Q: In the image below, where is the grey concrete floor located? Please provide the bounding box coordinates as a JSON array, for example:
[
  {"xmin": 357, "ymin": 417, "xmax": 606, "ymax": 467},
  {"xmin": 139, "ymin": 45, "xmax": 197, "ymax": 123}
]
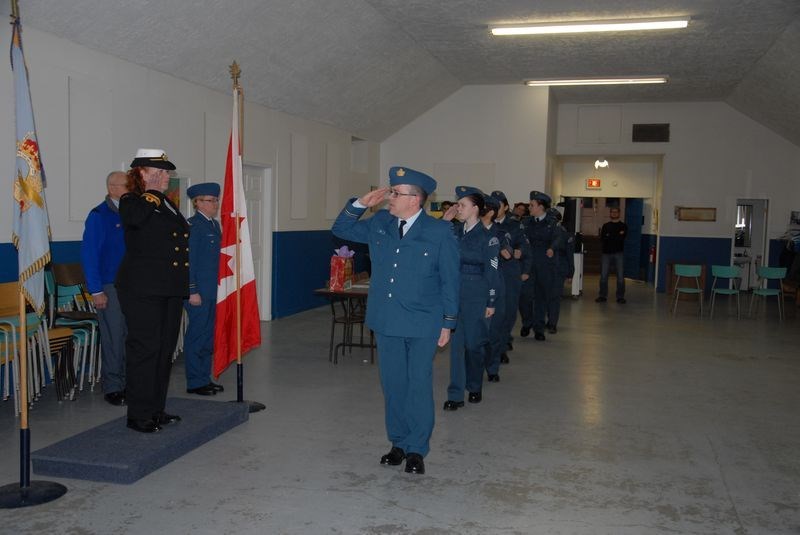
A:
[{"xmin": 2, "ymin": 277, "xmax": 799, "ymax": 534}]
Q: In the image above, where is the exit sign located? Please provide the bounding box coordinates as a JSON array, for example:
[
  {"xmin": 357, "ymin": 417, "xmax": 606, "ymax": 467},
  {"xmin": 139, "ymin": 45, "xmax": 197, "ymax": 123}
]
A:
[{"xmin": 586, "ymin": 178, "xmax": 602, "ymax": 189}]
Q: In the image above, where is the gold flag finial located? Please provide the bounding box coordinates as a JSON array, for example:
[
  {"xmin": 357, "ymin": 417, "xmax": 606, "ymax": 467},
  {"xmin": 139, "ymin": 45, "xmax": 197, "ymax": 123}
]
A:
[{"xmin": 229, "ymin": 61, "xmax": 241, "ymax": 89}]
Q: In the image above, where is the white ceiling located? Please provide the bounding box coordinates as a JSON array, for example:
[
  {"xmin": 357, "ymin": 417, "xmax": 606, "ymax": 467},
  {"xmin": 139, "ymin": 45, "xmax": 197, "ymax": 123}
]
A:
[{"xmin": 15, "ymin": 0, "xmax": 800, "ymax": 144}]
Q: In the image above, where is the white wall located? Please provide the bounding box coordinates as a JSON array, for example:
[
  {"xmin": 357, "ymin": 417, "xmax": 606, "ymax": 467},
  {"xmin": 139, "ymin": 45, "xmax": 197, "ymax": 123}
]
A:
[
  {"xmin": 0, "ymin": 24, "xmax": 378, "ymax": 242},
  {"xmin": 557, "ymin": 102, "xmax": 800, "ymax": 240},
  {"xmin": 380, "ymin": 85, "xmax": 550, "ymax": 204}
]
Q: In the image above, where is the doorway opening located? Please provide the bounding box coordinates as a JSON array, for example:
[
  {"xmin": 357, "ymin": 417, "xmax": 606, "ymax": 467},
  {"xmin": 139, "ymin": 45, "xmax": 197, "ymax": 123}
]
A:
[{"xmin": 733, "ymin": 198, "xmax": 768, "ymax": 289}]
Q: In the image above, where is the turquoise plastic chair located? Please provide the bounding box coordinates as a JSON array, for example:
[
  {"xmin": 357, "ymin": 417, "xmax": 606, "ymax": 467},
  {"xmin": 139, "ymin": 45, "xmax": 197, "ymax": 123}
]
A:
[
  {"xmin": 749, "ymin": 266, "xmax": 787, "ymax": 321},
  {"xmin": 671, "ymin": 264, "xmax": 703, "ymax": 316},
  {"xmin": 709, "ymin": 265, "xmax": 741, "ymax": 319}
]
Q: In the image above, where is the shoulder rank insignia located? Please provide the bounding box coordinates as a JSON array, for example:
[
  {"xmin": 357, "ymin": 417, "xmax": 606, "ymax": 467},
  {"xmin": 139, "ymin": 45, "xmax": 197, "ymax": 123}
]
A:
[
  {"xmin": 488, "ymin": 236, "xmax": 500, "ymax": 246},
  {"xmin": 142, "ymin": 192, "xmax": 161, "ymax": 206}
]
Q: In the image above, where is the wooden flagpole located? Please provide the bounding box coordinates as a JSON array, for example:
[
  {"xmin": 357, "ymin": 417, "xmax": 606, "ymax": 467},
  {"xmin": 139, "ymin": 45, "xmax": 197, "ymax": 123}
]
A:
[
  {"xmin": 0, "ymin": 0, "xmax": 66, "ymax": 508},
  {"xmin": 228, "ymin": 61, "xmax": 264, "ymax": 413}
]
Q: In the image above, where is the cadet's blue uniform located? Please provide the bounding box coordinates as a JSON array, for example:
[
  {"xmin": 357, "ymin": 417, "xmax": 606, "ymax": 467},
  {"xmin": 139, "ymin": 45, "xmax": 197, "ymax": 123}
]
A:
[
  {"xmin": 519, "ymin": 212, "xmax": 559, "ymax": 336},
  {"xmin": 184, "ymin": 212, "xmax": 221, "ymax": 389},
  {"xmin": 494, "ymin": 214, "xmax": 531, "ymax": 348},
  {"xmin": 483, "ymin": 222, "xmax": 510, "ymax": 377},
  {"xmin": 332, "ymin": 194, "xmax": 459, "ymax": 458},
  {"xmin": 546, "ymin": 223, "xmax": 573, "ymax": 330},
  {"xmin": 447, "ymin": 221, "xmax": 500, "ymax": 400}
]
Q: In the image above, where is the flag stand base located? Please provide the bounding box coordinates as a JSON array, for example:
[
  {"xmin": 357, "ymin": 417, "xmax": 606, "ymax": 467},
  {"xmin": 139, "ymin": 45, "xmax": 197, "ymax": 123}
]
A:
[
  {"xmin": 0, "ymin": 481, "xmax": 67, "ymax": 509},
  {"xmin": 229, "ymin": 400, "xmax": 266, "ymax": 413}
]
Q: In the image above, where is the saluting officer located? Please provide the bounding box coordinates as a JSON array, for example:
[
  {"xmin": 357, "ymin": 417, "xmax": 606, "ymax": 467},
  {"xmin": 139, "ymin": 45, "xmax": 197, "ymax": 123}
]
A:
[
  {"xmin": 481, "ymin": 193, "xmax": 510, "ymax": 382},
  {"xmin": 116, "ymin": 149, "xmax": 189, "ymax": 433},
  {"xmin": 490, "ymin": 190, "xmax": 531, "ymax": 363},
  {"xmin": 442, "ymin": 187, "xmax": 500, "ymax": 408},
  {"xmin": 332, "ymin": 167, "xmax": 459, "ymax": 476},
  {"xmin": 518, "ymin": 191, "xmax": 559, "ymax": 341},
  {"xmin": 184, "ymin": 183, "xmax": 225, "ymax": 396}
]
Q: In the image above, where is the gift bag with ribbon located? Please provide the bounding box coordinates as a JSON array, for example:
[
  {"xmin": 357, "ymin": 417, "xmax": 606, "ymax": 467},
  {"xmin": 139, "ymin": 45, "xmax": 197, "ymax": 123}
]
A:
[{"xmin": 329, "ymin": 246, "xmax": 355, "ymax": 291}]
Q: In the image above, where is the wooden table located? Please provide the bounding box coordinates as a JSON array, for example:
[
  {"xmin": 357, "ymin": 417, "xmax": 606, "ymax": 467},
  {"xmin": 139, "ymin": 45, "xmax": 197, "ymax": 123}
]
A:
[{"xmin": 314, "ymin": 283, "xmax": 374, "ymax": 364}]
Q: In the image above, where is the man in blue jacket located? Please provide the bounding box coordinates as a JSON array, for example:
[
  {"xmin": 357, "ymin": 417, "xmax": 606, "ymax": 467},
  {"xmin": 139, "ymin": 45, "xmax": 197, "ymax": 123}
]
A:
[
  {"xmin": 80, "ymin": 171, "xmax": 129, "ymax": 406},
  {"xmin": 332, "ymin": 166, "xmax": 459, "ymax": 475},
  {"xmin": 184, "ymin": 182, "xmax": 224, "ymax": 396}
]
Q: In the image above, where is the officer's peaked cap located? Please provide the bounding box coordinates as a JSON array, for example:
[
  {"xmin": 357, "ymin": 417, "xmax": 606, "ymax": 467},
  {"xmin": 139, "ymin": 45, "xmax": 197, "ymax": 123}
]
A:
[
  {"xmin": 389, "ymin": 166, "xmax": 437, "ymax": 195},
  {"xmin": 130, "ymin": 148, "xmax": 176, "ymax": 170}
]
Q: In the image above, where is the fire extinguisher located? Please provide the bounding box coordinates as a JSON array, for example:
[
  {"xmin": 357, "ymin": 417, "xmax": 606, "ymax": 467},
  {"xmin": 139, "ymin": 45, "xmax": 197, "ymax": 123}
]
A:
[{"xmin": 649, "ymin": 245, "xmax": 656, "ymax": 264}]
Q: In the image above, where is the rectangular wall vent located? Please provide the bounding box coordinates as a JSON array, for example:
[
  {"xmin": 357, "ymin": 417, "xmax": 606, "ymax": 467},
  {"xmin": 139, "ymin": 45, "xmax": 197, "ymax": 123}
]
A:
[{"xmin": 632, "ymin": 123, "xmax": 670, "ymax": 142}]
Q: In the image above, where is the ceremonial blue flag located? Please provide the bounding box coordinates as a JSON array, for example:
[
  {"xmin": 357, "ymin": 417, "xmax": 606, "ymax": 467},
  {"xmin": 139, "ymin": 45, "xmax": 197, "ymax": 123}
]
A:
[{"xmin": 11, "ymin": 19, "xmax": 50, "ymax": 314}]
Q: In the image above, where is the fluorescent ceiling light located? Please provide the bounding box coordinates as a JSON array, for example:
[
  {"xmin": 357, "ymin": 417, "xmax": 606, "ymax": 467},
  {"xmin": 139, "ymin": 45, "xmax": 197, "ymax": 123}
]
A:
[
  {"xmin": 491, "ymin": 18, "xmax": 689, "ymax": 36},
  {"xmin": 525, "ymin": 76, "xmax": 668, "ymax": 86}
]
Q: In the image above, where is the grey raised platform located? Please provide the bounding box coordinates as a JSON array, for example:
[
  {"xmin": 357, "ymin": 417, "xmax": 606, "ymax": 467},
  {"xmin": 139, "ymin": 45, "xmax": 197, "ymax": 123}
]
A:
[{"xmin": 31, "ymin": 397, "xmax": 249, "ymax": 484}]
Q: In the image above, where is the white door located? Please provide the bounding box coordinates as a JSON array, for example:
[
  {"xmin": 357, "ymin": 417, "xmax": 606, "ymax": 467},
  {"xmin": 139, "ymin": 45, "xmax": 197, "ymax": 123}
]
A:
[{"xmin": 243, "ymin": 164, "xmax": 273, "ymax": 320}]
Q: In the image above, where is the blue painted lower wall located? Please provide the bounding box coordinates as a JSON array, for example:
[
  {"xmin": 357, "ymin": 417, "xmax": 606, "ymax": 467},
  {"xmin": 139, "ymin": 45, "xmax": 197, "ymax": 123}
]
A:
[
  {"xmin": 271, "ymin": 230, "xmax": 369, "ymax": 319},
  {"xmin": 656, "ymin": 236, "xmax": 732, "ymax": 293},
  {"xmin": 0, "ymin": 241, "xmax": 82, "ymax": 282}
]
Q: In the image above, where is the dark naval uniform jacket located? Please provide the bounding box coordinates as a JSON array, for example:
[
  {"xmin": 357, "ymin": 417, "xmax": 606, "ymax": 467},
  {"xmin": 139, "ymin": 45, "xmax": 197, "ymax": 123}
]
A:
[
  {"xmin": 116, "ymin": 190, "xmax": 190, "ymax": 297},
  {"xmin": 332, "ymin": 200, "xmax": 460, "ymax": 339}
]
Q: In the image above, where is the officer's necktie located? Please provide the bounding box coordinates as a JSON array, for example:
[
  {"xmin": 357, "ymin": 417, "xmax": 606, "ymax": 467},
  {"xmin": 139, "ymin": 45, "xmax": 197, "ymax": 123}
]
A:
[
  {"xmin": 399, "ymin": 220, "xmax": 407, "ymax": 239},
  {"xmin": 213, "ymin": 219, "xmax": 221, "ymax": 236}
]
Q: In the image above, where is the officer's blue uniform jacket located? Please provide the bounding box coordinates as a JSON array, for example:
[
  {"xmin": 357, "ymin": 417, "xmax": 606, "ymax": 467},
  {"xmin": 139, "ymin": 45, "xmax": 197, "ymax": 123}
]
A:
[
  {"xmin": 496, "ymin": 216, "xmax": 531, "ymax": 276},
  {"xmin": 80, "ymin": 196, "xmax": 126, "ymax": 294},
  {"xmin": 187, "ymin": 213, "xmax": 221, "ymax": 296},
  {"xmin": 332, "ymin": 200, "xmax": 460, "ymax": 338}
]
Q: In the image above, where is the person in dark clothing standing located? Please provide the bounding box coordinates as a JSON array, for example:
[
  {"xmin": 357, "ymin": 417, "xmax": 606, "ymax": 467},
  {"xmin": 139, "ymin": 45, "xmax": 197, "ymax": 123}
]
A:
[
  {"xmin": 116, "ymin": 149, "xmax": 189, "ymax": 433},
  {"xmin": 596, "ymin": 207, "xmax": 627, "ymax": 304}
]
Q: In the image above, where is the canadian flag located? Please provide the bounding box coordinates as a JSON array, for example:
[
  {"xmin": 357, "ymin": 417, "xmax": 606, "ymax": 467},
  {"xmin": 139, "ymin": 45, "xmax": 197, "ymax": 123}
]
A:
[{"xmin": 213, "ymin": 86, "xmax": 261, "ymax": 377}]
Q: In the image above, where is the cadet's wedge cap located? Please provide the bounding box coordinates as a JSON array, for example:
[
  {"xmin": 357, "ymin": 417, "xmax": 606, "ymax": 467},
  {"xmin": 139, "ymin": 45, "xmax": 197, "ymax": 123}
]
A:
[
  {"xmin": 187, "ymin": 182, "xmax": 220, "ymax": 199},
  {"xmin": 529, "ymin": 190, "xmax": 551, "ymax": 204},
  {"xmin": 389, "ymin": 166, "xmax": 437, "ymax": 195},
  {"xmin": 490, "ymin": 190, "xmax": 508, "ymax": 205},
  {"xmin": 455, "ymin": 185, "xmax": 483, "ymax": 199},
  {"xmin": 130, "ymin": 148, "xmax": 176, "ymax": 170},
  {"xmin": 483, "ymin": 193, "xmax": 501, "ymax": 212}
]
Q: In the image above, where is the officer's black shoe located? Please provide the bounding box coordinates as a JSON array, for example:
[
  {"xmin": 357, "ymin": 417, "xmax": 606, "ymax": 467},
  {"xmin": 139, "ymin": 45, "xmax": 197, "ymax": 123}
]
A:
[
  {"xmin": 595, "ymin": 296, "xmax": 607, "ymax": 303},
  {"xmin": 507, "ymin": 342, "xmax": 513, "ymax": 351},
  {"xmin": 534, "ymin": 332, "xmax": 546, "ymax": 341},
  {"xmin": 380, "ymin": 447, "xmax": 406, "ymax": 466},
  {"xmin": 208, "ymin": 381, "xmax": 225, "ymax": 392},
  {"xmin": 500, "ymin": 353, "xmax": 510, "ymax": 364},
  {"xmin": 487, "ymin": 374, "xmax": 500, "ymax": 383},
  {"xmin": 404, "ymin": 453, "xmax": 425, "ymax": 475},
  {"xmin": 520, "ymin": 326, "xmax": 531, "ymax": 337},
  {"xmin": 104, "ymin": 391, "xmax": 126, "ymax": 406},
  {"xmin": 154, "ymin": 412, "xmax": 181, "ymax": 426},
  {"xmin": 126, "ymin": 418, "xmax": 160, "ymax": 433},
  {"xmin": 187, "ymin": 385, "xmax": 217, "ymax": 396},
  {"xmin": 468, "ymin": 391, "xmax": 482, "ymax": 403},
  {"xmin": 617, "ymin": 298, "xmax": 626, "ymax": 304},
  {"xmin": 443, "ymin": 400, "xmax": 464, "ymax": 411},
  {"xmin": 547, "ymin": 324, "xmax": 558, "ymax": 334}
]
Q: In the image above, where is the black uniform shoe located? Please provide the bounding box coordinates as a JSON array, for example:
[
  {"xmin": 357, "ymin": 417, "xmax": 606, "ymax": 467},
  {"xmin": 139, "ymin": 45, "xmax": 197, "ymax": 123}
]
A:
[
  {"xmin": 187, "ymin": 385, "xmax": 217, "ymax": 396},
  {"xmin": 617, "ymin": 298, "xmax": 626, "ymax": 304},
  {"xmin": 500, "ymin": 353, "xmax": 509, "ymax": 364},
  {"xmin": 380, "ymin": 447, "xmax": 406, "ymax": 466},
  {"xmin": 404, "ymin": 453, "xmax": 425, "ymax": 475},
  {"xmin": 595, "ymin": 296, "xmax": 607, "ymax": 303},
  {"xmin": 468, "ymin": 391, "xmax": 482, "ymax": 403},
  {"xmin": 534, "ymin": 332, "xmax": 546, "ymax": 341},
  {"xmin": 507, "ymin": 342, "xmax": 513, "ymax": 351},
  {"xmin": 547, "ymin": 324, "xmax": 558, "ymax": 334},
  {"xmin": 208, "ymin": 381, "xmax": 224, "ymax": 392},
  {"xmin": 154, "ymin": 412, "xmax": 181, "ymax": 426},
  {"xmin": 487, "ymin": 374, "xmax": 500, "ymax": 383},
  {"xmin": 520, "ymin": 326, "xmax": 531, "ymax": 337},
  {"xmin": 443, "ymin": 400, "xmax": 465, "ymax": 411},
  {"xmin": 104, "ymin": 391, "xmax": 126, "ymax": 406},
  {"xmin": 127, "ymin": 418, "xmax": 160, "ymax": 433}
]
